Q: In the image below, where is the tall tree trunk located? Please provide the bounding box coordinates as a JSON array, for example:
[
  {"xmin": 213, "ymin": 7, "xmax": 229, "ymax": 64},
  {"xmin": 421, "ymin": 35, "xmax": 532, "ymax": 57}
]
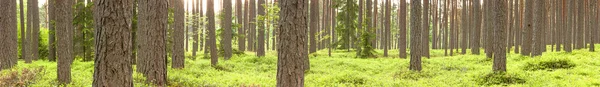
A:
[
  {"xmin": 423, "ymin": 0, "xmax": 430, "ymax": 58},
  {"xmin": 257, "ymin": 0, "xmax": 266, "ymax": 56},
  {"xmin": 309, "ymin": 0, "xmax": 318, "ymax": 53},
  {"xmin": 223, "ymin": 0, "xmax": 233, "ymax": 59},
  {"xmin": 461, "ymin": 0, "xmax": 468, "ymax": 55},
  {"xmin": 20, "ymin": 0, "xmax": 30, "ymax": 63},
  {"xmin": 172, "ymin": 0, "xmax": 185, "ymax": 68},
  {"xmin": 138, "ymin": 0, "xmax": 168, "ymax": 85},
  {"xmin": 237, "ymin": 0, "xmax": 245, "ymax": 51},
  {"xmin": 208, "ymin": 0, "xmax": 218, "ymax": 66},
  {"xmin": 248, "ymin": 0, "xmax": 256, "ymax": 52},
  {"xmin": 471, "ymin": 0, "xmax": 481, "ymax": 54},
  {"xmin": 383, "ymin": 0, "xmax": 389, "ymax": 57},
  {"xmin": 192, "ymin": 0, "xmax": 199, "ymax": 58},
  {"xmin": 492, "ymin": 0, "xmax": 507, "ymax": 72},
  {"xmin": 276, "ymin": 0, "xmax": 307, "ymax": 86},
  {"xmin": 410, "ymin": 0, "xmax": 422, "ymax": 71},
  {"xmin": 0, "ymin": 0, "xmax": 18, "ymax": 70},
  {"xmin": 565, "ymin": 0, "xmax": 573, "ymax": 52},
  {"xmin": 28, "ymin": 0, "xmax": 40, "ymax": 60},
  {"xmin": 398, "ymin": 0, "xmax": 406, "ymax": 58},
  {"xmin": 57, "ymin": 0, "xmax": 74, "ymax": 84},
  {"xmin": 92, "ymin": 0, "xmax": 134, "ymax": 86},
  {"xmin": 522, "ymin": 0, "xmax": 533, "ymax": 55},
  {"xmin": 48, "ymin": 0, "xmax": 57, "ymax": 62}
]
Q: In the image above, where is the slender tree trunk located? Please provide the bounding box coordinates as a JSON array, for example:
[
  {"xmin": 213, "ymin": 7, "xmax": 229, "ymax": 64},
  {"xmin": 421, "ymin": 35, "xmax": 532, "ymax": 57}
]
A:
[
  {"xmin": 192, "ymin": 0, "xmax": 199, "ymax": 58},
  {"xmin": 0, "ymin": 0, "xmax": 18, "ymax": 70},
  {"xmin": 461, "ymin": 0, "xmax": 468, "ymax": 55},
  {"xmin": 471, "ymin": 0, "xmax": 481, "ymax": 54},
  {"xmin": 48, "ymin": 0, "xmax": 57, "ymax": 62},
  {"xmin": 20, "ymin": 0, "xmax": 30, "ymax": 63},
  {"xmin": 423, "ymin": 0, "xmax": 430, "ymax": 57},
  {"xmin": 309, "ymin": 0, "xmax": 318, "ymax": 53},
  {"xmin": 248, "ymin": 0, "xmax": 256, "ymax": 52},
  {"xmin": 207, "ymin": 0, "xmax": 218, "ymax": 66},
  {"xmin": 398, "ymin": 0, "xmax": 407, "ymax": 58},
  {"xmin": 92, "ymin": 0, "xmax": 134, "ymax": 86},
  {"xmin": 223, "ymin": 0, "xmax": 233, "ymax": 59},
  {"xmin": 237, "ymin": 0, "xmax": 245, "ymax": 52},
  {"xmin": 28, "ymin": 0, "xmax": 40, "ymax": 61},
  {"xmin": 383, "ymin": 0, "xmax": 390, "ymax": 57}
]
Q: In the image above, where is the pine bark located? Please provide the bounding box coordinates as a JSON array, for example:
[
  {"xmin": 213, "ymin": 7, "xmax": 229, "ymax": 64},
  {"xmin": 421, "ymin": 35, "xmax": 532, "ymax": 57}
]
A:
[
  {"xmin": 208, "ymin": 0, "xmax": 218, "ymax": 66},
  {"xmin": 138, "ymin": 0, "xmax": 168, "ymax": 85},
  {"xmin": 57, "ymin": 0, "xmax": 74, "ymax": 84},
  {"xmin": 223, "ymin": 0, "xmax": 233, "ymax": 59},
  {"xmin": 0, "ymin": 0, "xmax": 18, "ymax": 70},
  {"xmin": 248, "ymin": 0, "xmax": 256, "ymax": 51},
  {"xmin": 461, "ymin": 0, "xmax": 468, "ymax": 54},
  {"xmin": 398, "ymin": 0, "xmax": 406, "ymax": 58},
  {"xmin": 309, "ymin": 0, "xmax": 318, "ymax": 53},
  {"xmin": 92, "ymin": 0, "xmax": 134, "ymax": 86},
  {"xmin": 237, "ymin": 0, "xmax": 245, "ymax": 52},
  {"xmin": 49, "ymin": 0, "xmax": 57, "ymax": 61},
  {"xmin": 471, "ymin": 0, "xmax": 481, "ymax": 54},
  {"xmin": 257, "ymin": 0, "xmax": 266, "ymax": 56},
  {"xmin": 522, "ymin": 0, "xmax": 533, "ymax": 55},
  {"xmin": 492, "ymin": 0, "xmax": 507, "ymax": 72},
  {"xmin": 410, "ymin": 0, "xmax": 422, "ymax": 71},
  {"xmin": 28, "ymin": 0, "xmax": 40, "ymax": 60},
  {"xmin": 383, "ymin": 0, "xmax": 390, "ymax": 57},
  {"xmin": 276, "ymin": 0, "xmax": 307, "ymax": 86},
  {"xmin": 172, "ymin": 0, "xmax": 185, "ymax": 68}
]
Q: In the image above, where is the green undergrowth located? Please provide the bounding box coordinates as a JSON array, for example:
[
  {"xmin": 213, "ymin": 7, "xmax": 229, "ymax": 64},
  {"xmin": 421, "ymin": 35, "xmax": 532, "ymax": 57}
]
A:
[{"xmin": 2, "ymin": 46, "xmax": 600, "ymax": 86}]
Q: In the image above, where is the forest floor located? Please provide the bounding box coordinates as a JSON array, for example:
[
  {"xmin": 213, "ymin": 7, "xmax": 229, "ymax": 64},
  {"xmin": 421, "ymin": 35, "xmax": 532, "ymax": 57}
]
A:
[{"xmin": 2, "ymin": 46, "xmax": 600, "ymax": 87}]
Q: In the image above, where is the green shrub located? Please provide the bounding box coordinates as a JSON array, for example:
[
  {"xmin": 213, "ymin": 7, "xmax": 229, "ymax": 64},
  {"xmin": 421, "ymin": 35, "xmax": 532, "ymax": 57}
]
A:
[
  {"xmin": 523, "ymin": 58, "xmax": 576, "ymax": 71},
  {"xmin": 476, "ymin": 72, "xmax": 526, "ymax": 85}
]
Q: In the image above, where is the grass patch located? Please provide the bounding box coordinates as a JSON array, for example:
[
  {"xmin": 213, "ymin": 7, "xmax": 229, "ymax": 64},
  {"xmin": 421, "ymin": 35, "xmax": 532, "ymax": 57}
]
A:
[{"xmin": 0, "ymin": 67, "xmax": 45, "ymax": 86}]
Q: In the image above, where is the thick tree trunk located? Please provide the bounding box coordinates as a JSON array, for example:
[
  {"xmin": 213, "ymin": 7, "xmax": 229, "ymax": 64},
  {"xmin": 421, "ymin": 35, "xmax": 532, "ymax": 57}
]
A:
[
  {"xmin": 522, "ymin": 0, "xmax": 533, "ymax": 55},
  {"xmin": 138, "ymin": 0, "xmax": 168, "ymax": 85},
  {"xmin": 223, "ymin": 0, "xmax": 233, "ymax": 59},
  {"xmin": 276, "ymin": 0, "xmax": 307, "ymax": 86},
  {"xmin": 492, "ymin": 0, "xmax": 507, "ymax": 72},
  {"xmin": 92, "ymin": 0, "xmax": 134, "ymax": 86},
  {"xmin": 0, "ymin": 0, "xmax": 18, "ymax": 70},
  {"xmin": 410, "ymin": 0, "xmax": 422, "ymax": 71},
  {"xmin": 172, "ymin": 0, "xmax": 185, "ymax": 68},
  {"xmin": 57, "ymin": 0, "xmax": 74, "ymax": 84}
]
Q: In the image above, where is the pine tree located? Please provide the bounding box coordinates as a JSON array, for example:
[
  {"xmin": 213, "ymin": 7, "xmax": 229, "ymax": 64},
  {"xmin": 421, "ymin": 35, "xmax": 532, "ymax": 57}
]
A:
[
  {"xmin": 172, "ymin": 0, "xmax": 185, "ymax": 68},
  {"xmin": 0, "ymin": 0, "xmax": 18, "ymax": 70},
  {"xmin": 92, "ymin": 0, "xmax": 134, "ymax": 86},
  {"xmin": 276, "ymin": 0, "xmax": 307, "ymax": 86},
  {"xmin": 138, "ymin": 0, "xmax": 168, "ymax": 85},
  {"xmin": 493, "ymin": 0, "xmax": 507, "ymax": 72},
  {"xmin": 410, "ymin": 0, "xmax": 423, "ymax": 71},
  {"xmin": 223, "ymin": 0, "xmax": 233, "ymax": 59}
]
